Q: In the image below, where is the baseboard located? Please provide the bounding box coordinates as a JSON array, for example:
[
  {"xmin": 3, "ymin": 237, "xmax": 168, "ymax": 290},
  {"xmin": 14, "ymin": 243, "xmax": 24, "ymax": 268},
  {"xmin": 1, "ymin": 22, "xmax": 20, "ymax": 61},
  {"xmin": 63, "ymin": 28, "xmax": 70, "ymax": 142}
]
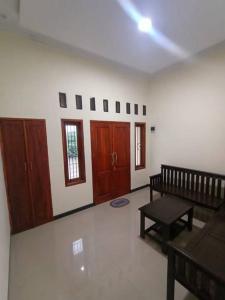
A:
[
  {"xmin": 54, "ymin": 185, "xmax": 149, "ymax": 220},
  {"xmin": 130, "ymin": 184, "xmax": 149, "ymax": 193},
  {"xmin": 54, "ymin": 203, "xmax": 95, "ymax": 220}
]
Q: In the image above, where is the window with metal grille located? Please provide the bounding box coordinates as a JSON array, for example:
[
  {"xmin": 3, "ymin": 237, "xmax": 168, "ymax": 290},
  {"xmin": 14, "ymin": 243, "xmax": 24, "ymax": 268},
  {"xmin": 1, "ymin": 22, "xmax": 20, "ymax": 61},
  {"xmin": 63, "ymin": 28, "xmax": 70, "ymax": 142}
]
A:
[
  {"xmin": 61, "ymin": 119, "xmax": 86, "ymax": 186},
  {"xmin": 135, "ymin": 123, "xmax": 146, "ymax": 170}
]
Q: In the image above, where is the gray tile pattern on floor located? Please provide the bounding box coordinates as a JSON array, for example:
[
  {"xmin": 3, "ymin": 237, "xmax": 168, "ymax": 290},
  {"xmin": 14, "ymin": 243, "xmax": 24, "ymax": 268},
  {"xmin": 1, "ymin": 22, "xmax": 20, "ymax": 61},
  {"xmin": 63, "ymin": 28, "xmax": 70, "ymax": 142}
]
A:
[{"xmin": 9, "ymin": 188, "xmax": 198, "ymax": 300}]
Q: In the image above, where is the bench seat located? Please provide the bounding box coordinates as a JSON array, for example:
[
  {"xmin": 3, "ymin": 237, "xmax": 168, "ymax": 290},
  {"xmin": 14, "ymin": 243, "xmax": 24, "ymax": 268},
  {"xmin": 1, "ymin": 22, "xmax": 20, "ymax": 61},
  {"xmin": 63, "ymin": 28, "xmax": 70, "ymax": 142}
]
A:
[{"xmin": 153, "ymin": 183, "xmax": 224, "ymax": 210}]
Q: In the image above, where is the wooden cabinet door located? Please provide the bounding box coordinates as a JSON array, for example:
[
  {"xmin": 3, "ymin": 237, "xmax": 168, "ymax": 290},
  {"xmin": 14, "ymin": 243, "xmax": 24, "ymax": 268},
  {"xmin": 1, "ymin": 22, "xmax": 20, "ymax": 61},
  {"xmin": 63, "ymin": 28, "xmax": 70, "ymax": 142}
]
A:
[
  {"xmin": 0, "ymin": 119, "xmax": 34, "ymax": 233},
  {"xmin": 91, "ymin": 121, "xmax": 113, "ymax": 204},
  {"xmin": 112, "ymin": 122, "xmax": 130, "ymax": 198},
  {"xmin": 91, "ymin": 121, "xmax": 130, "ymax": 204},
  {"xmin": 25, "ymin": 120, "xmax": 53, "ymax": 226}
]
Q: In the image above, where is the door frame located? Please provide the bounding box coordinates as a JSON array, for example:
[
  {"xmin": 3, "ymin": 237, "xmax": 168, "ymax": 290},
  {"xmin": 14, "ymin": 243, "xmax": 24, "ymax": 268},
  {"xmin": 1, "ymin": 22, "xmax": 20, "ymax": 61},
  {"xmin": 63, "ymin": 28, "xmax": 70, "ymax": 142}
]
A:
[{"xmin": 90, "ymin": 120, "xmax": 131, "ymax": 205}]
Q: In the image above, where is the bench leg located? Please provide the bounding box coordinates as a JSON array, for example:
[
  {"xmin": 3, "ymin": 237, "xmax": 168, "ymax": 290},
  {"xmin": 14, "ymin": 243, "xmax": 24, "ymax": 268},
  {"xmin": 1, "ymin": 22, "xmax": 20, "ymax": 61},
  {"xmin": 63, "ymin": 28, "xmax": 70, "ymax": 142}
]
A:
[
  {"xmin": 150, "ymin": 188, "xmax": 153, "ymax": 202},
  {"xmin": 140, "ymin": 212, "xmax": 145, "ymax": 239},
  {"xmin": 187, "ymin": 208, "xmax": 193, "ymax": 231},
  {"xmin": 167, "ymin": 248, "xmax": 175, "ymax": 300}
]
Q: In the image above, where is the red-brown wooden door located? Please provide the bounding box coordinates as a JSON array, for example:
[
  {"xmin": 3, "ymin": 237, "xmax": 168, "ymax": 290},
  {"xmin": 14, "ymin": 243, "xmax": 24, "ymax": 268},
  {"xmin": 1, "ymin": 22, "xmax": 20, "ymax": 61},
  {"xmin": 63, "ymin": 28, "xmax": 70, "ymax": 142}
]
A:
[
  {"xmin": 91, "ymin": 121, "xmax": 113, "ymax": 204},
  {"xmin": 111, "ymin": 123, "xmax": 130, "ymax": 198},
  {"xmin": 0, "ymin": 118, "xmax": 53, "ymax": 233},
  {"xmin": 0, "ymin": 119, "xmax": 34, "ymax": 232},
  {"xmin": 91, "ymin": 121, "xmax": 130, "ymax": 204},
  {"xmin": 25, "ymin": 120, "xmax": 53, "ymax": 226}
]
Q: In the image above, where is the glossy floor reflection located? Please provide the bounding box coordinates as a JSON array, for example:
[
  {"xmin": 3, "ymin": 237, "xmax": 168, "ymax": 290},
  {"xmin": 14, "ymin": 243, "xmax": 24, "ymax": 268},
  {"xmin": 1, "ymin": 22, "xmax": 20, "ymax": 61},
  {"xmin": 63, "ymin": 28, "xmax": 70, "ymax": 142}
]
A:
[{"xmin": 9, "ymin": 188, "xmax": 198, "ymax": 300}]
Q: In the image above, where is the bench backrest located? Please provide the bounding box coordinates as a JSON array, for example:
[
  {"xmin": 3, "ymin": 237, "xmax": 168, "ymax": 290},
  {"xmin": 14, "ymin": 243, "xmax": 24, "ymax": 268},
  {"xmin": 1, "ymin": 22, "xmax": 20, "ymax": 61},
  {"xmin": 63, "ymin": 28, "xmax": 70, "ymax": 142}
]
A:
[{"xmin": 161, "ymin": 165, "xmax": 225, "ymax": 200}]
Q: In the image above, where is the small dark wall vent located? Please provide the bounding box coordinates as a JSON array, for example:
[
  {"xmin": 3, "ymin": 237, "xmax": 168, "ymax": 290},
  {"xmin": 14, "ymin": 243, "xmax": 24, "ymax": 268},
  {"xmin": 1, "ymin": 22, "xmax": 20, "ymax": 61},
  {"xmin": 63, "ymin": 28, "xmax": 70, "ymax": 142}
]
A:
[
  {"xmin": 103, "ymin": 99, "xmax": 108, "ymax": 112},
  {"xmin": 90, "ymin": 97, "xmax": 96, "ymax": 111},
  {"xmin": 75, "ymin": 95, "xmax": 83, "ymax": 110},
  {"xmin": 59, "ymin": 92, "xmax": 67, "ymax": 108}
]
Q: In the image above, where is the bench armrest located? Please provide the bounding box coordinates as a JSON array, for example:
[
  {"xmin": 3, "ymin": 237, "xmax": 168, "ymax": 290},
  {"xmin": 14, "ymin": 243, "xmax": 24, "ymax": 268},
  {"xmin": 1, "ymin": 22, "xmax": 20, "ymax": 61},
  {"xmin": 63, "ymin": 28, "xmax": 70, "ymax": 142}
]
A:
[
  {"xmin": 167, "ymin": 242, "xmax": 225, "ymax": 295},
  {"xmin": 149, "ymin": 173, "xmax": 161, "ymax": 187},
  {"xmin": 149, "ymin": 173, "xmax": 162, "ymax": 201}
]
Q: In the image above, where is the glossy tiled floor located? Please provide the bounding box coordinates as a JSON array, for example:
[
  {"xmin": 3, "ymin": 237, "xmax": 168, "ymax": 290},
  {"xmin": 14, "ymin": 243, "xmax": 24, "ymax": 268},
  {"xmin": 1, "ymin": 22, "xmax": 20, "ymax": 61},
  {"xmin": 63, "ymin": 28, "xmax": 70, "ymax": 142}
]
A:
[{"xmin": 9, "ymin": 189, "xmax": 199, "ymax": 300}]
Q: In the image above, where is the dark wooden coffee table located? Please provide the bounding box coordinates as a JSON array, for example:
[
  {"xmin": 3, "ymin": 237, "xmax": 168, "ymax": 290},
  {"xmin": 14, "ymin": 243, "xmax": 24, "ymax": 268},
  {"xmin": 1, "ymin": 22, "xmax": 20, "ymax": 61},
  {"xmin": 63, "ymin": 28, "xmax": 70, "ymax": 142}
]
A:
[{"xmin": 139, "ymin": 196, "xmax": 194, "ymax": 252}]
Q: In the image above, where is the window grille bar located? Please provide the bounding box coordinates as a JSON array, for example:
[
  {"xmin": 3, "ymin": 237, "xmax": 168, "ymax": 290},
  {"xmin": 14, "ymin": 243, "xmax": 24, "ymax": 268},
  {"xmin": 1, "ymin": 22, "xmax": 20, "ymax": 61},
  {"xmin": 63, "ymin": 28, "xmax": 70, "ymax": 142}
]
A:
[{"xmin": 66, "ymin": 125, "xmax": 79, "ymax": 180}]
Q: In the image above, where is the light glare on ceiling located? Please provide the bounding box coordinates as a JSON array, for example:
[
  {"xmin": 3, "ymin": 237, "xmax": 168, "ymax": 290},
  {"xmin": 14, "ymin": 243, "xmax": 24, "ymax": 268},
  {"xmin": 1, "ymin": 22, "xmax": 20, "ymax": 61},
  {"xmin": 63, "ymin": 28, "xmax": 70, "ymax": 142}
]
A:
[{"xmin": 138, "ymin": 17, "xmax": 152, "ymax": 33}]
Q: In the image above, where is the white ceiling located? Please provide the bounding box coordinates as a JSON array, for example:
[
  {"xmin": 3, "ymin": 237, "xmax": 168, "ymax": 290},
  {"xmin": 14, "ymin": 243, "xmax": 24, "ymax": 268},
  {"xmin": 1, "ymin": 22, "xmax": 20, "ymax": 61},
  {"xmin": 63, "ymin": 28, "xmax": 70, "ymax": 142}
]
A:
[{"xmin": 2, "ymin": 0, "xmax": 225, "ymax": 74}]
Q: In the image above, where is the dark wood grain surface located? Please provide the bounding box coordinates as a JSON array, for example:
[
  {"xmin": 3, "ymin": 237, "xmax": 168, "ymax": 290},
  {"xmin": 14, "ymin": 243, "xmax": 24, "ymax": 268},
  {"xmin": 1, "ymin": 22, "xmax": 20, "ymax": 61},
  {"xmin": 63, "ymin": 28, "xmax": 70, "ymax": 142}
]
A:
[
  {"xmin": 139, "ymin": 196, "xmax": 193, "ymax": 225},
  {"xmin": 167, "ymin": 205, "xmax": 225, "ymax": 300}
]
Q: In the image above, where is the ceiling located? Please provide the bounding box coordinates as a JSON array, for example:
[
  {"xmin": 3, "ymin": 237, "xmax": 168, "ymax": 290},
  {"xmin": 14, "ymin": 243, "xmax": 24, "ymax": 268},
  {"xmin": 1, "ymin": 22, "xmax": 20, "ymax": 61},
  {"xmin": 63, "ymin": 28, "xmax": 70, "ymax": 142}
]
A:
[{"xmin": 1, "ymin": 0, "xmax": 225, "ymax": 74}]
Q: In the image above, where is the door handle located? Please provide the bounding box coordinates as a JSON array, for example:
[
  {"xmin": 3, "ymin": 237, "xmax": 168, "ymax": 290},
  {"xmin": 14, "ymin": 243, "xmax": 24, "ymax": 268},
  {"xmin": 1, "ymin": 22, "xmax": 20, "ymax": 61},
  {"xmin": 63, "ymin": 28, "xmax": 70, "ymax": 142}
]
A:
[
  {"xmin": 114, "ymin": 152, "xmax": 118, "ymax": 165},
  {"xmin": 111, "ymin": 152, "xmax": 115, "ymax": 166}
]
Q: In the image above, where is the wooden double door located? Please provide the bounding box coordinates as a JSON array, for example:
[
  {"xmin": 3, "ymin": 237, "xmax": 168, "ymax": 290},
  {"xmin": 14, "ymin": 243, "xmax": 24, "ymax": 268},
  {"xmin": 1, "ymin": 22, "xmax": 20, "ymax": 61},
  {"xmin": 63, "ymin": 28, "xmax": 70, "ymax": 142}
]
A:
[
  {"xmin": 91, "ymin": 121, "xmax": 130, "ymax": 204},
  {"xmin": 0, "ymin": 118, "xmax": 53, "ymax": 233}
]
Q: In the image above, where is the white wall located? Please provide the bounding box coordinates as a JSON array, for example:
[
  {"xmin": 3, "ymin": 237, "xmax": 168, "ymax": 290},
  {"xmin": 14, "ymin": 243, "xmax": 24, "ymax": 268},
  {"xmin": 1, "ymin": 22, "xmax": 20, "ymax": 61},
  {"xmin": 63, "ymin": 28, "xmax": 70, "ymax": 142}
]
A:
[
  {"xmin": 148, "ymin": 43, "xmax": 225, "ymax": 175},
  {"xmin": 0, "ymin": 30, "xmax": 150, "ymax": 216},
  {"xmin": 0, "ymin": 152, "xmax": 10, "ymax": 300}
]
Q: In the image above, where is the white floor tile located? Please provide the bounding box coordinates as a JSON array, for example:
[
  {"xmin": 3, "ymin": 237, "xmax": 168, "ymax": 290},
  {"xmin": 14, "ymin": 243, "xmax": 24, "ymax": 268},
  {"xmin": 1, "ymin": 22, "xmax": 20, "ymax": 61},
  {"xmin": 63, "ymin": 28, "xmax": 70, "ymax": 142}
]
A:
[{"xmin": 9, "ymin": 189, "xmax": 198, "ymax": 300}]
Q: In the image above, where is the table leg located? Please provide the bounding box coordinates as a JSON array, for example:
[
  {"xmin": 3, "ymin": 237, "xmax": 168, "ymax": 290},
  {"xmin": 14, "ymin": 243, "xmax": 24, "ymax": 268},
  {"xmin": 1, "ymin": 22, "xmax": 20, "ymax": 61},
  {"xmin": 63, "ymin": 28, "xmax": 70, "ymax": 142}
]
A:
[
  {"xmin": 162, "ymin": 225, "xmax": 170, "ymax": 253},
  {"xmin": 187, "ymin": 208, "xmax": 193, "ymax": 231},
  {"xmin": 140, "ymin": 211, "xmax": 145, "ymax": 239}
]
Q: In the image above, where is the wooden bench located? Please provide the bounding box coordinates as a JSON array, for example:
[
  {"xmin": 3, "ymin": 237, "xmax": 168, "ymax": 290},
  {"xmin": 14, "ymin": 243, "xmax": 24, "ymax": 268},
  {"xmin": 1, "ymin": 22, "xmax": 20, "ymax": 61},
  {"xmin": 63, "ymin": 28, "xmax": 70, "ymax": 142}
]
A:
[
  {"xmin": 150, "ymin": 165, "xmax": 225, "ymax": 210},
  {"xmin": 167, "ymin": 205, "xmax": 225, "ymax": 300}
]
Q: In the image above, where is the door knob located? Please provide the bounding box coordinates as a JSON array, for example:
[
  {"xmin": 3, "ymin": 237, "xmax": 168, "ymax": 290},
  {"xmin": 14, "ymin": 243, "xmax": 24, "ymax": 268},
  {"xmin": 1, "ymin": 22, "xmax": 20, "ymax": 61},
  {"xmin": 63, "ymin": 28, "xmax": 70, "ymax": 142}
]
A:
[
  {"xmin": 111, "ymin": 152, "xmax": 115, "ymax": 166},
  {"xmin": 114, "ymin": 152, "xmax": 118, "ymax": 164}
]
